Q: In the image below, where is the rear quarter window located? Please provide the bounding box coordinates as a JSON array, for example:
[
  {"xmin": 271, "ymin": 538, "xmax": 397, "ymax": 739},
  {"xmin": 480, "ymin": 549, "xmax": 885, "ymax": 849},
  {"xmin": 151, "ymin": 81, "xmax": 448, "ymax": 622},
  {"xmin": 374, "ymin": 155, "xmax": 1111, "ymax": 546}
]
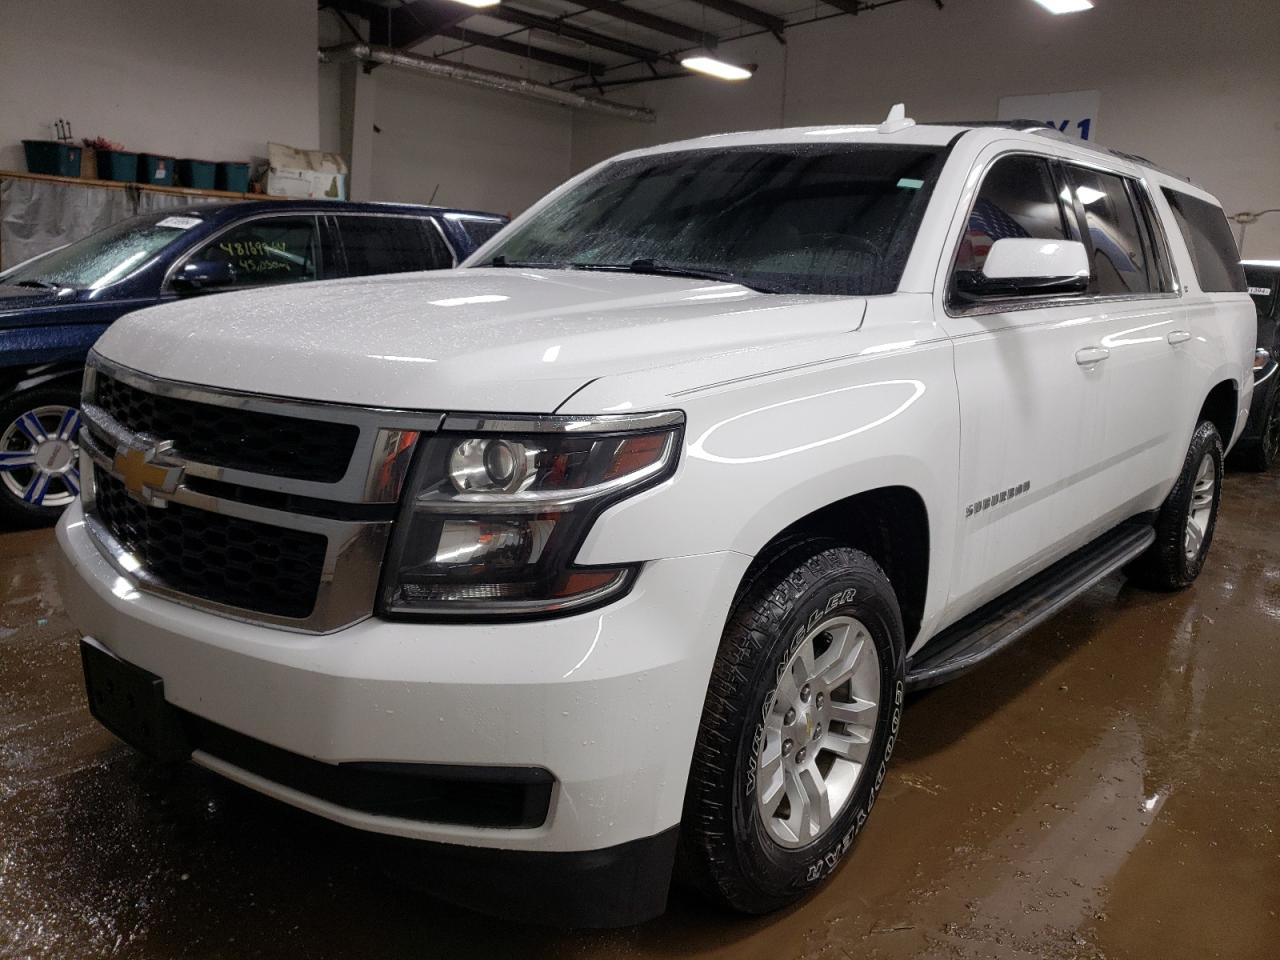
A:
[
  {"xmin": 456, "ymin": 216, "xmax": 507, "ymax": 248},
  {"xmin": 337, "ymin": 215, "xmax": 453, "ymax": 276},
  {"xmin": 1161, "ymin": 189, "xmax": 1246, "ymax": 293},
  {"xmin": 1244, "ymin": 267, "xmax": 1277, "ymax": 317}
]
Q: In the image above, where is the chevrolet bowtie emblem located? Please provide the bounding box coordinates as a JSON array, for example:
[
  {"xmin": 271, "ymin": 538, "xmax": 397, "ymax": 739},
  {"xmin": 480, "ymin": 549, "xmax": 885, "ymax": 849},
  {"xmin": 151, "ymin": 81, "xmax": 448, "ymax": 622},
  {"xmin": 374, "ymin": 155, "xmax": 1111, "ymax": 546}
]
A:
[{"xmin": 113, "ymin": 442, "xmax": 184, "ymax": 505}]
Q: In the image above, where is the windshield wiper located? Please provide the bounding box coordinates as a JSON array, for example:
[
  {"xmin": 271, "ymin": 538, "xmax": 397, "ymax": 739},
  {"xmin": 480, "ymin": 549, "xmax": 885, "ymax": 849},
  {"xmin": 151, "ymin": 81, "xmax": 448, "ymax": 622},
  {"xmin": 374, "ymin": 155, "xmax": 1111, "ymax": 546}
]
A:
[
  {"xmin": 575, "ymin": 259, "xmax": 778, "ymax": 294},
  {"xmin": 10, "ymin": 278, "xmax": 59, "ymax": 290},
  {"xmin": 488, "ymin": 255, "xmax": 567, "ymax": 269}
]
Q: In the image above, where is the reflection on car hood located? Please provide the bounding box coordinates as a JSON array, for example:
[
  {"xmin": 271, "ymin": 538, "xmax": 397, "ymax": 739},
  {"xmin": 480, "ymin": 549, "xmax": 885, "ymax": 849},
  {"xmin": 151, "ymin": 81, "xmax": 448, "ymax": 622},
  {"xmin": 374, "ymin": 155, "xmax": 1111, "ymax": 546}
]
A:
[{"xmin": 92, "ymin": 268, "xmax": 865, "ymax": 412}]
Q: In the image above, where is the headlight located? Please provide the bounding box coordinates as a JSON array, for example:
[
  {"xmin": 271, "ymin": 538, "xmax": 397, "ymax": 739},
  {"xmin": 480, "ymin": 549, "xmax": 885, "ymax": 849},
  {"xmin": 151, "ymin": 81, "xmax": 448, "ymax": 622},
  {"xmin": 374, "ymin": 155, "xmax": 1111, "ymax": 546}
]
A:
[{"xmin": 379, "ymin": 411, "xmax": 683, "ymax": 619}]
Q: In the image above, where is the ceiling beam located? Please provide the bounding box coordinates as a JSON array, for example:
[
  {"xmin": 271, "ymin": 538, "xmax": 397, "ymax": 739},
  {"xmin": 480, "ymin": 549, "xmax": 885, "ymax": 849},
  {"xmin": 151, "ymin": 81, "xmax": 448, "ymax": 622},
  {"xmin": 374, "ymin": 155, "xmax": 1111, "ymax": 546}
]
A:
[
  {"xmin": 819, "ymin": 0, "xmax": 865, "ymax": 14},
  {"xmin": 692, "ymin": 0, "xmax": 785, "ymax": 34},
  {"xmin": 323, "ymin": 0, "xmax": 473, "ymax": 49},
  {"xmin": 490, "ymin": 5, "xmax": 667, "ymax": 62},
  {"xmin": 440, "ymin": 25, "xmax": 606, "ymax": 75},
  {"xmin": 566, "ymin": 0, "xmax": 718, "ymax": 47}
]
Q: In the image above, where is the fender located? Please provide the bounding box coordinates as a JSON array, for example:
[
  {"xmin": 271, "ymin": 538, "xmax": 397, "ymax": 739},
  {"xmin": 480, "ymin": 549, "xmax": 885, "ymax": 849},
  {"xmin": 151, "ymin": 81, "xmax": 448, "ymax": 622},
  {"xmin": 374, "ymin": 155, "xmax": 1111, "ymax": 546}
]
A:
[{"xmin": 577, "ymin": 339, "xmax": 961, "ymax": 643}]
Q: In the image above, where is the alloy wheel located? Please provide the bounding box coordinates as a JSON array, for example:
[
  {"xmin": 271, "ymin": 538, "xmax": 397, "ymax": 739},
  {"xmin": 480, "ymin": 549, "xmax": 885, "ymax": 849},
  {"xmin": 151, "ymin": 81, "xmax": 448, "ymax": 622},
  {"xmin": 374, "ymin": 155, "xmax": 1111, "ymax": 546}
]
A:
[
  {"xmin": 1183, "ymin": 452, "xmax": 1215, "ymax": 561},
  {"xmin": 755, "ymin": 615, "xmax": 881, "ymax": 848},
  {"xmin": 0, "ymin": 405, "xmax": 81, "ymax": 508}
]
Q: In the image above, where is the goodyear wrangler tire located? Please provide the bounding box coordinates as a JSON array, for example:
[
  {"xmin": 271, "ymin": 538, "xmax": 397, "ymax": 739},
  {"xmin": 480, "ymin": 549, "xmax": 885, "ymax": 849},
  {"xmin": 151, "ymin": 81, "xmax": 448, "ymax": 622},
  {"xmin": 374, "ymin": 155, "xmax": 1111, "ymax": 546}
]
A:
[
  {"xmin": 1127, "ymin": 420, "xmax": 1223, "ymax": 591},
  {"xmin": 678, "ymin": 538, "xmax": 905, "ymax": 914}
]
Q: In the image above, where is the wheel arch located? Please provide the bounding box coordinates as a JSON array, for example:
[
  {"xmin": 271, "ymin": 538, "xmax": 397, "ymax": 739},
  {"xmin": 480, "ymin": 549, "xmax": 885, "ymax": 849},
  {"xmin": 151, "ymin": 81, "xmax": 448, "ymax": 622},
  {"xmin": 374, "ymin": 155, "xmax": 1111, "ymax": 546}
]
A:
[
  {"xmin": 1197, "ymin": 378, "xmax": 1238, "ymax": 448},
  {"xmin": 734, "ymin": 485, "xmax": 931, "ymax": 648},
  {"xmin": 0, "ymin": 362, "xmax": 85, "ymax": 405}
]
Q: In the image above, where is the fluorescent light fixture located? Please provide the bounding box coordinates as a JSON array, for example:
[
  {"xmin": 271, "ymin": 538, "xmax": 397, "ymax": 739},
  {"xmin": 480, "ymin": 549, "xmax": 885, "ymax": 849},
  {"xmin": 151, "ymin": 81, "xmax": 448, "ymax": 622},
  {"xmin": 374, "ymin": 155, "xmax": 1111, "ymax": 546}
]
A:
[
  {"xmin": 1030, "ymin": 0, "xmax": 1093, "ymax": 13},
  {"xmin": 446, "ymin": 0, "xmax": 501, "ymax": 7},
  {"xmin": 681, "ymin": 55, "xmax": 753, "ymax": 81}
]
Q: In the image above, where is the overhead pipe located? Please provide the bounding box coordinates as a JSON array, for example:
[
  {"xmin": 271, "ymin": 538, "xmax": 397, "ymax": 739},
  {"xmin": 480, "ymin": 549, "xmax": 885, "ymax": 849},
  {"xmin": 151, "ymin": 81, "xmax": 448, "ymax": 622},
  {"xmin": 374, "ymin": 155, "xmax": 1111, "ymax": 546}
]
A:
[{"xmin": 319, "ymin": 42, "xmax": 655, "ymax": 123}]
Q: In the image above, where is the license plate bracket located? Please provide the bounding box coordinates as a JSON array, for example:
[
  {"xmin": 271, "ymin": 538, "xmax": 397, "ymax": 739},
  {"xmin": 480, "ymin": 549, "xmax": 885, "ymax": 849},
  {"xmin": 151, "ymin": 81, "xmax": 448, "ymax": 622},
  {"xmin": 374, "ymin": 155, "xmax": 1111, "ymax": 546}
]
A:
[{"xmin": 80, "ymin": 637, "xmax": 192, "ymax": 762}]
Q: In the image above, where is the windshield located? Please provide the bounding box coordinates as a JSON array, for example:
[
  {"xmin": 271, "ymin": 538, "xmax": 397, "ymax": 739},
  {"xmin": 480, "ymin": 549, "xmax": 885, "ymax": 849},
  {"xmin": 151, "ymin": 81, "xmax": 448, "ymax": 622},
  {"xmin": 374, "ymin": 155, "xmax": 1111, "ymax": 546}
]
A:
[
  {"xmin": 1, "ymin": 212, "xmax": 200, "ymax": 290},
  {"xmin": 481, "ymin": 144, "xmax": 945, "ymax": 296}
]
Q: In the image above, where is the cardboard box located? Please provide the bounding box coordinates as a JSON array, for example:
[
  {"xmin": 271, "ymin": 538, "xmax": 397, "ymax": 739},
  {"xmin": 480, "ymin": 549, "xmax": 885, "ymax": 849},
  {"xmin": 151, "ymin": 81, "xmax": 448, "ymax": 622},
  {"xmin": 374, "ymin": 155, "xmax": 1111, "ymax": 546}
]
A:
[{"xmin": 263, "ymin": 142, "xmax": 349, "ymax": 201}]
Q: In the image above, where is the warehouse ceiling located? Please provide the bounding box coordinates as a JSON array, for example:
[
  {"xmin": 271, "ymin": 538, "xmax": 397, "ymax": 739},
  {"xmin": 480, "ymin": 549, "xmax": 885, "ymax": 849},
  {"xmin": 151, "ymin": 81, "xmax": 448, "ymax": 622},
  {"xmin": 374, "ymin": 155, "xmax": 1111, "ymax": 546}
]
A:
[{"xmin": 321, "ymin": 0, "xmax": 929, "ymax": 93}]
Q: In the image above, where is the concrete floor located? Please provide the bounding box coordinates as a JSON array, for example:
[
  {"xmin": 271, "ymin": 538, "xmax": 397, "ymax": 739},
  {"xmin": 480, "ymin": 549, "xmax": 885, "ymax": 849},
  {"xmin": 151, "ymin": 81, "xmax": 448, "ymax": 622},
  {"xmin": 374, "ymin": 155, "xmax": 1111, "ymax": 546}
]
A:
[{"xmin": 2, "ymin": 470, "xmax": 1278, "ymax": 960}]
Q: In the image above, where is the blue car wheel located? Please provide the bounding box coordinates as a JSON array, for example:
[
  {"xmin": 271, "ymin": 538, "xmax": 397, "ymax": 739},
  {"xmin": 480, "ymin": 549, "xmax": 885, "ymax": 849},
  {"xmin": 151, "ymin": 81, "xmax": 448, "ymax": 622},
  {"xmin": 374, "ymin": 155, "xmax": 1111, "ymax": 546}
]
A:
[{"xmin": 0, "ymin": 389, "xmax": 82, "ymax": 525}]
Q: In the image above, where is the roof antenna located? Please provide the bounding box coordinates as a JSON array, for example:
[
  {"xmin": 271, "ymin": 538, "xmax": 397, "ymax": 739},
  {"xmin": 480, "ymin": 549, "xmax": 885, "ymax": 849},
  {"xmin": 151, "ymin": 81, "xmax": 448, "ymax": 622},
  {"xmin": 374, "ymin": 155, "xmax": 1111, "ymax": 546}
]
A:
[{"xmin": 878, "ymin": 103, "xmax": 915, "ymax": 134}]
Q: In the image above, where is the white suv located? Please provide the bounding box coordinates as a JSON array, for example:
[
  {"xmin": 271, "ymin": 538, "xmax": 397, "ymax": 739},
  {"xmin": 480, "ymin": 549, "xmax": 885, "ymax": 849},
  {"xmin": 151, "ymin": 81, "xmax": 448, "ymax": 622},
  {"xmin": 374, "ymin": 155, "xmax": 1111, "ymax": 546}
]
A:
[{"xmin": 57, "ymin": 111, "xmax": 1254, "ymax": 927}]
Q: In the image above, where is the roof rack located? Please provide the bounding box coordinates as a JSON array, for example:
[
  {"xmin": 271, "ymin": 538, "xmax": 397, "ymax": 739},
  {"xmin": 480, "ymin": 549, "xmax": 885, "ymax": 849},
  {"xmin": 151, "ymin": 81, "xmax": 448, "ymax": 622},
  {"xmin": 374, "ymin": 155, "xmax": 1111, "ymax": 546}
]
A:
[
  {"xmin": 918, "ymin": 119, "xmax": 1064, "ymax": 133},
  {"xmin": 914, "ymin": 119, "xmax": 1193, "ymax": 183}
]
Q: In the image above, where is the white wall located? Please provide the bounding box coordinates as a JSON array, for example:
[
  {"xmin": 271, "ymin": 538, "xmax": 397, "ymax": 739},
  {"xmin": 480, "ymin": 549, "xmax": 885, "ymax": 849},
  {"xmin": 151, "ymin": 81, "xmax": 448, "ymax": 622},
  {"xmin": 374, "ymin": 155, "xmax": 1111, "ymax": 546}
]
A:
[
  {"xmin": 0, "ymin": 0, "xmax": 320, "ymax": 171},
  {"xmin": 317, "ymin": 10, "xmax": 575, "ymax": 216},
  {"xmin": 369, "ymin": 65, "xmax": 574, "ymax": 217},
  {"xmin": 571, "ymin": 0, "xmax": 1280, "ymax": 255}
]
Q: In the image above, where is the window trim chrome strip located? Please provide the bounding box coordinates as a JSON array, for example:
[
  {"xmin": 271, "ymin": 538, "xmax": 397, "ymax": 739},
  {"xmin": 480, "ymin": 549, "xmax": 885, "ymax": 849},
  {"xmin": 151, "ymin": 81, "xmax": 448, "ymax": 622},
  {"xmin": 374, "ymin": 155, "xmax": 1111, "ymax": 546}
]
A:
[
  {"xmin": 937, "ymin": 147, "xmax": 1186, "ymax": 320},
  {"xmin": 160, "ymin": 211, "xmax": 328, "ymax": 294},
  {"xmin": 326, "ymin": 210, "xmax": 459, "ymax": 268}
]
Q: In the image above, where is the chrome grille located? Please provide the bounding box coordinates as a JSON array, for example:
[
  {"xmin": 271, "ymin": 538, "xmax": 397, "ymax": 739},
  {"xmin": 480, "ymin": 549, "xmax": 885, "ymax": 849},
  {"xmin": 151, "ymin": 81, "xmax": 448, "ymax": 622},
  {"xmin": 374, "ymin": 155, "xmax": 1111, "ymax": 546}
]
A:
[
  {"xmin": 94, "ymin": 373, "xmax": 359, "ymax": 483},
  {"xmin": 94, "ymin": 470, "xmax": 327, "ymax": 619},
  {"xmin": 78, "ymin": 353, "xmax": 439, "ymax": 633}
]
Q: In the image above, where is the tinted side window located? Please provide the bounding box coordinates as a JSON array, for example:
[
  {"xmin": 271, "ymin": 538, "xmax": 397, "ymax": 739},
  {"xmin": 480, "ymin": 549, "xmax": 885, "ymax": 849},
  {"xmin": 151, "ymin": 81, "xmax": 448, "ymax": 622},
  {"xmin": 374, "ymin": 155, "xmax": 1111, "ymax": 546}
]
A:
[
  {"xmin": 338, "ymin": 216, "xmax": 452, "ymax": 277},
  {"xmin": 457, "ymin": 216, "xmax": 506, "ymax": 248},
  {"xmin": 1131, "ymin": 183, "xmax": 1176, "ymax": 294},
  {"xmin": 1065, "ymin": 166, "xmax": 1151, "ymax": 295},
  {"xmin": 189, "ymin": 217, "xmax": 319, "ymax": 288},
  {"xmin": 953, "ymin": 154, "xmax": 1071, "ymax": 281},
  {"xmin": 1162, "ymin": 189, "xmax": 1246, "ymax": 293},
  {"xmin": 1244, "ymin": 267, "xmax": 1276, "ymax": 318}
]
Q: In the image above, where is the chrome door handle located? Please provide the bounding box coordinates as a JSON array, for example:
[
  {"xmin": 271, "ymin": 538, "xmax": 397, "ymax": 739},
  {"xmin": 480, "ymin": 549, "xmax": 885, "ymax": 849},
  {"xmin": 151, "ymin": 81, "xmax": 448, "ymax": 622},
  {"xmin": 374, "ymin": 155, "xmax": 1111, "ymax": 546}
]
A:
[
  {"xmin": 1075, "ymin": 346, "xmax": 1110, "ymax": 366},
  {"xmin": 1167, "ymin": 329, "xmax": 1192, "ymax": 345}
]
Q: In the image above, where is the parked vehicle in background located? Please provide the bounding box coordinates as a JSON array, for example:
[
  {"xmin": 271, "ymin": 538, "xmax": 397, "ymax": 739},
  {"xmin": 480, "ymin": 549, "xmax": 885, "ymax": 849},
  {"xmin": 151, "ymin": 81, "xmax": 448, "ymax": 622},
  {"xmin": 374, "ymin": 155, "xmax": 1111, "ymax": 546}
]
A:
[
  {"xmin": 0, "ymin": 200, "xmax": 507, "ymax": 525},
  {"xmin": 1232, "ymin": 260, "xmax": 1280, "ymax": 469},
  {"xmin": 57, "ymin": 113, "xmax": 1253, "ymax": 927}
]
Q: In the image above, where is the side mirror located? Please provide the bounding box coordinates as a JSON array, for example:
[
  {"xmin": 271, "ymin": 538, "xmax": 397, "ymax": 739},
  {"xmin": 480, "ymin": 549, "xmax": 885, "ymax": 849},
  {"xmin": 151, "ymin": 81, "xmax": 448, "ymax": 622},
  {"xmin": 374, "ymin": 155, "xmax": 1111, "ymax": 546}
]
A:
[
  {"xmin": 172, "ymin": 259, "xmax": 235, "ymax": 293},
  {"xmin": 958, "ymin": 238, "xmax": 1090, "ymax": 298}
]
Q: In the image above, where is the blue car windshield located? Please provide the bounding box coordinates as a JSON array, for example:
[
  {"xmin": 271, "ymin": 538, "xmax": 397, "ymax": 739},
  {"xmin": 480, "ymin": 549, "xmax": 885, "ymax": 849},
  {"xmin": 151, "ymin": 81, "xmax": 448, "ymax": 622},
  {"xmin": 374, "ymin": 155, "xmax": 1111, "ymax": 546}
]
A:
[
  {"xmin": 481, "ymin": 144, "xmax": 946, "ymax": 295},
  {"xmin": 2, "ymin": 212, "xmax": 199, "ymax": 290}
]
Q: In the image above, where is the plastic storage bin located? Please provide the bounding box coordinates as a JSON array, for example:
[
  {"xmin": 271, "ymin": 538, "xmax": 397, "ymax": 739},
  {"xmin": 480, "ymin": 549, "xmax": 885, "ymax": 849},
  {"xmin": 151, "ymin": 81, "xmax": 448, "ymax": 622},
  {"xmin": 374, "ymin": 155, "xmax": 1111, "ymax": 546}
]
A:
[
  {"xmin": 22, "ymin": 140, "xmax": 82, "ymax": 177},
  {"xmin": 96, "ymin": 149, "xmax": 139, "ymax": 182},
  {"xmin": 137, "ymin": 154, "xmax": 175, "ymax": 186},
  {"xmin": 215, "ymin": 161, "xmax": 250, "ymax": 193},
  {"xmin": 176, "ymin": 159, "xmax": 216, "ymax": 190}
]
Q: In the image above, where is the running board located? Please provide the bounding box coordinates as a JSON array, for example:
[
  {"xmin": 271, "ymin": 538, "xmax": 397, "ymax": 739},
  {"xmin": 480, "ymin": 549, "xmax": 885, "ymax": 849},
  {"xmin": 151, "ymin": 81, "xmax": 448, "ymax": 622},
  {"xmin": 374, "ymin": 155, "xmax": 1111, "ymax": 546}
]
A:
[{"xmin": 905, "ymin": 522, "xmax": 1156, "ymax": 691}]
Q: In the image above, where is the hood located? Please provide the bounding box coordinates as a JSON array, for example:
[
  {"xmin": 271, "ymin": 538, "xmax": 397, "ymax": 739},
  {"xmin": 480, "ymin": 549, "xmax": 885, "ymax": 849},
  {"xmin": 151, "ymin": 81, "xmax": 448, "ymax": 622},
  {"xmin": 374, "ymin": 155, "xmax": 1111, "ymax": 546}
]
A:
[{"xmin": 93, "ymin": 268, "xmax": 865, "ymax": 412}]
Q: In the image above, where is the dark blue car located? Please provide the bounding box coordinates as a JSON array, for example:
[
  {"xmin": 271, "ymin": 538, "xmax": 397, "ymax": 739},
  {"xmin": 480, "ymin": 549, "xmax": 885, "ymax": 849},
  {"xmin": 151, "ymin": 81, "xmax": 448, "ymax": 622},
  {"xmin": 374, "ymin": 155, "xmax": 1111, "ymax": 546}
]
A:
[{"xmin": 0, "ymin": 200, "xmax": 507, "ymax": 525}]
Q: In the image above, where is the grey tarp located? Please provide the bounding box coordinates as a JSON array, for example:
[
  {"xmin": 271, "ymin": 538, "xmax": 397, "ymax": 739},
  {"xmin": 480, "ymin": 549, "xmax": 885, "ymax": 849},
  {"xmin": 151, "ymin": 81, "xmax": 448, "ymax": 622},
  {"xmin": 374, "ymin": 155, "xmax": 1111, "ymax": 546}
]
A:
[{"xmin": 0, "ymin": 176, "xmax": 232, "ymax": 270}]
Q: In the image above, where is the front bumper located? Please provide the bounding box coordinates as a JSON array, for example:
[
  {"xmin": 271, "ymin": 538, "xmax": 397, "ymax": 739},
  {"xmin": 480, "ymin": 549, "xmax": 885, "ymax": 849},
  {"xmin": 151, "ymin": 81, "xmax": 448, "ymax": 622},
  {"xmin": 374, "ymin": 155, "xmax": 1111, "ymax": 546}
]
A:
[{"xmin": 57, "ymin": 503, "xmax": 751, "ymax": 922}]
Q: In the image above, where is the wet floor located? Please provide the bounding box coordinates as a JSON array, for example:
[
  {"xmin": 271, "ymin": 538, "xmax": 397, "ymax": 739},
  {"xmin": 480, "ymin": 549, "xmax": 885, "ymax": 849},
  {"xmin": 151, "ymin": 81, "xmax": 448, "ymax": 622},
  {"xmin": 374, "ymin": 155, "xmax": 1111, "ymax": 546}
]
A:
[{"xmin": 3, "ymin": 472, "xmax": 1279, "ymax": 960}]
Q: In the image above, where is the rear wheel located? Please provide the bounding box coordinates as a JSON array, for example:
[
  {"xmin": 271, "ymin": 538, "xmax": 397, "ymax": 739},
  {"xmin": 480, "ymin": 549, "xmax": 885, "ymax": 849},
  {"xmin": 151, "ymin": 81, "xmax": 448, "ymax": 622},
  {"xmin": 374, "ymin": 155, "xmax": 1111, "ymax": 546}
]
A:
[
  {"xmin": 678, "ymin": 539, "xmax": 905, "ymax": 914},
  {"xmin": 0, "ymin": 386, "xmax": 82, "ymax": 527},
  {"xmin": 1128, "ymin": 420, "xmax": 1223, "ymax": 590}
]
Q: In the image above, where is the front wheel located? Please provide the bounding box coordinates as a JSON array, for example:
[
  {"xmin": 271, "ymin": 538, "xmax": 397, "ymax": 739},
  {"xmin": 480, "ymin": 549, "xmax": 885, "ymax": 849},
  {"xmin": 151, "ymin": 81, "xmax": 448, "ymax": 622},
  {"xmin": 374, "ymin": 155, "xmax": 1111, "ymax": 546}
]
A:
[
  {"xmin": 678, "ymin": 539, "xmax": 905, "ymax": 914},
  {"xmin": 0, "ymin": 386, "xmax": 83, "ymax": 528},
  {"xmin": 1128, "ymin": 419, "xmax": 1224, "ymax": 590}
]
